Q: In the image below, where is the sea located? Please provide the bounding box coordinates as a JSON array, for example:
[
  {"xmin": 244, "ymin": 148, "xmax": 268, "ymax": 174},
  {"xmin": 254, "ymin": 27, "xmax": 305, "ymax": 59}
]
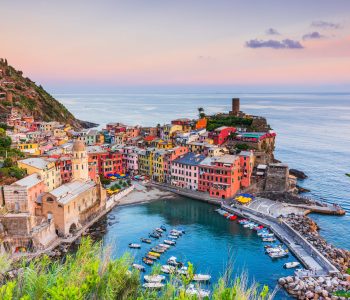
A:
[{"xmin": 56, "ymin": 92, "xmax": 350, "ymax": 298}]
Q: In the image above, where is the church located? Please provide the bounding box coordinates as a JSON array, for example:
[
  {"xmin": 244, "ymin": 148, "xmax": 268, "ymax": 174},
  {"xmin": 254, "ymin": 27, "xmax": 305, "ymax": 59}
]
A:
[{"xmin": 40, "ymin": 140, "xmax": 106, "ymax": 237}]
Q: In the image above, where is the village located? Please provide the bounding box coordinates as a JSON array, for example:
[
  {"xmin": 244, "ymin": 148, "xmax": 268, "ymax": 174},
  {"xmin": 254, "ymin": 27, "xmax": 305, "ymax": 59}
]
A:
[{"xmin": 0, "ymin": 97, "xmax": 292, "ymax": 255}]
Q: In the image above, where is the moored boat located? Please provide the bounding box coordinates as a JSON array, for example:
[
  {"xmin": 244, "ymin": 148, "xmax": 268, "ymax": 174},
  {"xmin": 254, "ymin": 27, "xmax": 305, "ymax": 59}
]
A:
[
  {"xmin": 269, "ymin": 249, "xmax": 289, "ymax": 258},
  {"xmin": 151, "ymin": 247, "xmax": 166, "ymax": 253},
  {"xmin": 262, "ymin": 237, "xmax": 277, "ymax": 242},
  {"xmin": 128, "ymin": 243, "xmax": 141, "ymax": 249},
  {"xmin": 149, "ymin": 233, "xmax": 160, "ymax": 239},
  {"xmin": 164, "ymin": 240, "xmax": 176, "ymax": 245},
  {"xmin": 185, "ymin": 284, "xmax": 211, "ymax": 298},
  {"xmin": 148, "ymin": 251, "xmax": 161, "ymax": 257},
  {"xmin": 193, "ymin": 274, "xmax": 211, "ymax": 282},
  {"xmin": 142, "ymin": 257, "xmax": 154, "ymax": 265},
  {"xmin": 284, "ymin": 262, "xmax": 300, "ymax": 269},
  {"xmin": 140, "ymin": 238, "xmax": 152, "ymax": 244},
  {"xmin": 146, "ymin": 254, "xmax": 158, "ymax": 260},
  {"xmin": 142, "ymin": 282, "xmax": 164, "ymax": 289},
  {"xmin": 144, "ymin": 274, "xmax": 166, "ymax": 283},
  {"xmin": 132, "ymin": 263, "xmax": 145, "ymax": 272},
  {"xmin": 168, "ymin": 235, "xmax": 178, "ymax": 239},
  {"xmin": 160, "ymin": 225, "xmax": 167, "ymax": 231},
  {"xmin": 167, "ymin": 256, "xmax": 183, "ymax": 267},
  {"xmin": 158, "ymin": 243, "xmax": 170, "ymax": 249},
  {"xmin": 161, "ymin": 264, "xmax": 175, "ymax": 274}
]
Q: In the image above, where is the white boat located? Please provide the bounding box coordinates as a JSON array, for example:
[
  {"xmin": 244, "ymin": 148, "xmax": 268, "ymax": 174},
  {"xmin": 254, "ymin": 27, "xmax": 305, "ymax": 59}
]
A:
[
  {"xmin": 168, "ymin": 235, "xmax": 179, "ymax": 239},
  {"xmin": 142, "ymin": 282, "xmax": 165, "ymax": 289},
  {"xmin": 257, "ymin": 230, "xmax": 269, "ymax": 236},
  {"xmin": 161, "ymin": 265, "xmax": 175, "ymax": 274},
  {"xmin": 284, "ymin": 262, "xmax": 300, "ymax": 269},
  {"xmin": 132, "ymin": 263, "xmax": 145, "ymax": 272},
  {"xmin": 186, "ymin": 284, "xmax": 211, "ymax": 297},
  {"xmin": 144, "ymin": 275, "xmax": 166, "ymax": 283},
  {"xmin": 170, "ymin": 230, "xmax": 183, "ymax": 236},
  {"xmin": 260, "ymin": 233, "xmax": 274, "ymax": 238},
  {"xmin": 164, "ymin": 240, "xmax": 176, "ymax": 245},
  {"xmin": 128, "ymin": 243, "xmax": 141, "ymax": 249},
  {"xmin": 193, "ymin": 274, "xmax": 211, "ymax": 282},
  {"xmin": 262, "ymin": 237, "xmax": 276, "ymax": 242},
  {"xmin": 167, "ymin": 256, "xmax": 183, "ymax": 267},
  {"xmin": 266, "ymin": 246, "xmax": 284, "ymax": 254},
  {"xmin": 158, "ymin": 243, "xmax": 170, "ymax": 249},
  {"xmin": 269, "ymin": 250, "xmax": 289, "ymax": 258}
]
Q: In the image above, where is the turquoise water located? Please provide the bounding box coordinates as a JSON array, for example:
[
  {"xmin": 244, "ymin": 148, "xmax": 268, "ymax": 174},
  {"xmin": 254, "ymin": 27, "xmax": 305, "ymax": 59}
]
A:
[
  {"xmin": 56, "ymin": 92, "xmax": 350, "ymax": 250},
  {"xmin": 97, "ymin": 197, "xmax": 297, "ymax": 299}
]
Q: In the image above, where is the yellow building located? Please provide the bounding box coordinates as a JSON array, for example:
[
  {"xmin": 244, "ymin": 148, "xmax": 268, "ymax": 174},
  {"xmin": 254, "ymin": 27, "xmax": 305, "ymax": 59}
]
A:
[
  {"xmin": 152, "ymin": 149, "xmax": 167, "ymax": 182},
  {"xmin": 161, "ymin": 124, "xmax": 182, "ymax": 140},
  {"xmin": 138, "ymin": 148, "xmax": 155, "ymax": 177},
  {"xmin": 17, "ymin": 143, "xmax": 41, "ymax": 156},
  {"xmin": 17, "ymin": 157, "xmax": 62, "ymax": 191},
  {"xmin": 157, "ymin": 140, "xmax": 173, "ymax": 149}
]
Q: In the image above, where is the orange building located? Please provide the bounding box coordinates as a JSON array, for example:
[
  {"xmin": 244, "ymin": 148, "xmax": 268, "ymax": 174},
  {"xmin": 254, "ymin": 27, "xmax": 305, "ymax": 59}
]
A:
[{"xmin": 195, "ymin": 118, "xmax": 207, "ymax": 130}]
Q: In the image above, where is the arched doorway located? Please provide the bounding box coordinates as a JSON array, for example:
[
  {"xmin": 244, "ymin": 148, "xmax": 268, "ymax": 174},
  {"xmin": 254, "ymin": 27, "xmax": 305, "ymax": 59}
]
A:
[{"xmin": 69, "ymin": 223, "xmax": 77, "ymax": 234}]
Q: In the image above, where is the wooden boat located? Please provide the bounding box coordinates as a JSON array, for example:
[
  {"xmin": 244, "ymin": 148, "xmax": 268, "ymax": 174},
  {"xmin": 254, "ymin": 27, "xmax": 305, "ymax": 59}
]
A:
[
  {"xmin": 144, "ymin": 275, "xmax": 166, "ymax": 283},
  {"xmin": 128, "ymin": 243, "xmax": 141, "ymax": 249},
  {"xmin": 132, "ymin": 263, "xmax": 145, "ymax": 272}
]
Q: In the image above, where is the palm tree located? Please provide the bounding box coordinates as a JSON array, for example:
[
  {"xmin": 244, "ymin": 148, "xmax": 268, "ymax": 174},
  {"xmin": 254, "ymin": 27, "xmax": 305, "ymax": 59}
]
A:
[{"xmin": 197, "ymin": 107, "xmax": 205, "ymax": 118}]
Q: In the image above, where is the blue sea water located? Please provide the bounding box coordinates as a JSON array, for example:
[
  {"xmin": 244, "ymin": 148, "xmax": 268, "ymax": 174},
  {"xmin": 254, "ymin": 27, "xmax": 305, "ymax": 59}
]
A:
[{"xmin": 56, "ymin": 92, "xmax": 350, "ymax": 297}]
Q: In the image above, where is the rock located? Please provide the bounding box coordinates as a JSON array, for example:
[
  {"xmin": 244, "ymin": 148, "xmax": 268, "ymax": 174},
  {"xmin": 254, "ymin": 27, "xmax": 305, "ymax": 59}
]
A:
[
  {"xmin": 315, "ymin": 286, "xmax": 323, "ymax": 294},
  {"xmin": 290, "ymin": 169, "xmax": 308, "ymax": 179},
  {"xmin": 278, "ymin": 278, "xmax": 286, "ymax": 285},
  {"xmin": 286, "ymin": 276, "xmax": 294, "ymax": 283},
  {"xmin": 322, "ymin": 290, "xmax": 329, "ymax": 297},
  {"xmin": 305, "ymin": 290, "xmax": 314, "ymax": 298},
  {"xmin": 318, "ymin": 277, "xmax": 325, "ymax": 284}
]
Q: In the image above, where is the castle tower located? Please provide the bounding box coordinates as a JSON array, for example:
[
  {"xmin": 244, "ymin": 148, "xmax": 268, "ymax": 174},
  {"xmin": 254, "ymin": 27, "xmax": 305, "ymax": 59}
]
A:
[
  {"xmin": 230, "ymin": 98, "xmax": 240, "ymax": 116},
  {"xmin": 72, "ymin": 140, "xmax": 89, "ymax": 181}
]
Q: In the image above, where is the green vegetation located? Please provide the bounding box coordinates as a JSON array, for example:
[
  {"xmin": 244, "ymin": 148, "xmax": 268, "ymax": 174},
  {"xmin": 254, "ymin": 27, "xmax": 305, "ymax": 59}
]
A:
[
  {"xmin": 99, "ymin": 175, "xmax": 111, "ymax": 185},
  {"xmin": 0, "ymin": 238, "xmax": 273, "ymax": 300},
  {"xmin": 206, "ymin": 115, "xmax": 253, "ymax": 131},
  {"xmin": 198, "ymin": 107, "xmax": 205, "ymax": 119},
  {"xmin": 235, "ymin": 144, "xmax": 250, "ymax": 151},
  {"xmin": 333, "ymin": 290, "xmax": 350, "ymax": 298}
]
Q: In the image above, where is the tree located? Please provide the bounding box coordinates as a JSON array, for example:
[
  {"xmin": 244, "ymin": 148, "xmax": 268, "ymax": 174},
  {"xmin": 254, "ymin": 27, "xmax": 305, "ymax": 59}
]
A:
[
  {"xmin": 0, "ymin": 136, "xmax": 11, "ymax": 148},
  {"xmin": 3, "ymin": 158, "xmax": 12, "ymax": 168},
  {"xmin": 0, "ymin": 128, "xmax": 5, "ymax": 137}
]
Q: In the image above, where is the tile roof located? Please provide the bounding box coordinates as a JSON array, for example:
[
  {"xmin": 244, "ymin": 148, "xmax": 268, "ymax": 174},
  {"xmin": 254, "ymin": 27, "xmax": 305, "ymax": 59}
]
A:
[{"xmin": 50, "ymin": 180, "xmax": 96, "ymax": 205}]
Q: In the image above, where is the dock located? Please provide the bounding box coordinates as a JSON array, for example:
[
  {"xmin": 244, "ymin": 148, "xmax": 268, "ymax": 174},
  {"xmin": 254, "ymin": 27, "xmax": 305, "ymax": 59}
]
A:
[{"xmin": 222, "ymin": 203, "xmax": 339, "ymax": 276}]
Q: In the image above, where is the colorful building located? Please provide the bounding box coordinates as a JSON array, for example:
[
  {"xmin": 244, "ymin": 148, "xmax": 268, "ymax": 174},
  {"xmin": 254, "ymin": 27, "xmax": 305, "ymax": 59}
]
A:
[
  {"xmin": 198, "ymin": 155, "xmax": 241, "ymax": 199},
  {"xmin": 17, "ymin": 143, "xmax": 41, "ymax": 156},
  {"xmin": 208, "ymin": 126, "xmax": 236, "ymax": 145},
  {"xmin": 171, "ymin": 152, "xmax": 206, "ymax": 190}
]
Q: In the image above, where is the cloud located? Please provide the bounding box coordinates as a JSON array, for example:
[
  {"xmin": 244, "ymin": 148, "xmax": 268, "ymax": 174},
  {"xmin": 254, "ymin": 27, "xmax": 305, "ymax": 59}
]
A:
[
  {"xmin": 311, "ymin": 21, "xmax": 341, "ymax": 29},
  {"xmin": 245, "ymin": 39, "xmax": 304, "ymax": 49},
  {"xmin": 266, "ymin": 28, "xmax": 280, "ymax": 35},
  {"xmin": 302, "ymin": 31, "xmax": 326, "ymax": 40}
]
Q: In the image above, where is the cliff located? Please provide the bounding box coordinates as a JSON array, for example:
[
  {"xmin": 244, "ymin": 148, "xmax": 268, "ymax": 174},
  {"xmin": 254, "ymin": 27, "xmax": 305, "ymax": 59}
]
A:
[{"xmin": 0, "ymin": 59, "xmax": 96, "ymax": 129}]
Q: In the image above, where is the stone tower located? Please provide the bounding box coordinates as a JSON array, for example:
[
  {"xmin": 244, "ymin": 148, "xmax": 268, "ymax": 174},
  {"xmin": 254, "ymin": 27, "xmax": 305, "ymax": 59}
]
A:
[
  {"xmin": 230, "ymin": 98, "xmax": 240, "ymax": 116},
  {"xmin": 72, "ymin": 140, "xmax": 89, "ymax": 181}
]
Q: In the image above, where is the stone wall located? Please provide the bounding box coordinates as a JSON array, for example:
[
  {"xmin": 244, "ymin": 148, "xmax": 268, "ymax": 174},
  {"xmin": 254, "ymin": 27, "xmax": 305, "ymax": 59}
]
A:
[{"xmin": 264, "ymin": 164, "xmax": 289, "ymax": 192}]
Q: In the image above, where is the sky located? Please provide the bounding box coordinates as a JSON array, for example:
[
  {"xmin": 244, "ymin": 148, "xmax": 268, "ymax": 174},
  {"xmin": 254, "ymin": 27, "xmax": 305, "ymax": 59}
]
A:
[{"xmin": 1, "ymin": 0, "xmax": 350, "ymax": 92}]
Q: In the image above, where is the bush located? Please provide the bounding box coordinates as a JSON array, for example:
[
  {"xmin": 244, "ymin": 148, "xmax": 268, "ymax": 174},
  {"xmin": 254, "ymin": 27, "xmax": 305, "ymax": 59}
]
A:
[
  {"xmin": 0, "ymin": 136, "xmax": 11, "ymax": 148},
  {"xmin": 235, "ymin": 143, "xmax": 250, "ymax": 151}
]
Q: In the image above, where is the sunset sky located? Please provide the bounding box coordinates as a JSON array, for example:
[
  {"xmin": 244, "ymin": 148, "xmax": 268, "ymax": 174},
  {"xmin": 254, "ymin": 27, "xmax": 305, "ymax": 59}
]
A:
[{"xmin": 1, "ymin": 0, "xmax": 350, "ymax": 92}]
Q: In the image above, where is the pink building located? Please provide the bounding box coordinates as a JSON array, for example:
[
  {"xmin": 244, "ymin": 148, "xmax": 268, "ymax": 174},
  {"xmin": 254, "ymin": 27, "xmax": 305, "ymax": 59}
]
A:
[
  {"xmin": 122, "ymin": 146, "xmax": 140, "ymax": 174},
  {"xmin": 171, "ymin": 152, "xmax": 206, "ymax": 190},
  {"xmin": 164, "ymin": 146, "xmax": 188, "ymax": 183},
  {"xmin": 238, "ymin": 151, "xmax": 254, "ymax": 188},
  {"xmin": 3, "ymin": 173, "xmax": 46, "ymax": 215},
  {"xmin": 208, "ymin": 126, "xmax": 236, "ymax": 145}
]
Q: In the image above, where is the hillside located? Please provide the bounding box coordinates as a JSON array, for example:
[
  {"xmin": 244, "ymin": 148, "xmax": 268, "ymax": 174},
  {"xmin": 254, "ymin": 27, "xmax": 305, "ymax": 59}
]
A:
[{"xmin": 0, "ymin": 58, "xmax": 96, "ymax": 129}]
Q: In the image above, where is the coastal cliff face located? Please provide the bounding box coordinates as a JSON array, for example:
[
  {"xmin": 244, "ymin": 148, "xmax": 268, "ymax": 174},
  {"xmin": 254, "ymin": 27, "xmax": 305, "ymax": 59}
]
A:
[{"xmin": 0, "ymin": 59, "xmax": 94, "ymax": 129}]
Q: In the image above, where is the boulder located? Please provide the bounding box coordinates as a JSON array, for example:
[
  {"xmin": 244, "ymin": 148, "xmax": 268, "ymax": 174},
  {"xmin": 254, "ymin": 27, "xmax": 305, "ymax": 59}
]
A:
[
  {"xmin": 322, "ymin": 290, "xmax": 329, "ymax": 298},
  {"xmin": 286, "ymin": 276, "xmax": 294, "ymax": 283},
  {"xmin": 278, "ymin": 278, "xmax": 286, "ymax": 285},
  {"xmin": 305, "ymin": 290, "xmax": 314, "ymax": 298}
]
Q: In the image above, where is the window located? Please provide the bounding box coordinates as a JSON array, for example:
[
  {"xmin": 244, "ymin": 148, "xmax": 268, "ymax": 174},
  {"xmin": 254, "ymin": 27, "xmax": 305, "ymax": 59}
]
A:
[{"xmin": 46, "ymin": 197, "xmax": 54, "ymax": 203}]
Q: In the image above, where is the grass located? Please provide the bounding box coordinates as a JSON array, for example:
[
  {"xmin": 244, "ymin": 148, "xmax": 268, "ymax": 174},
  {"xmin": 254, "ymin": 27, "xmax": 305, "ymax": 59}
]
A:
[{"xmin": 0, "ymin": 238, "xmax": 275, "ymax": 299}]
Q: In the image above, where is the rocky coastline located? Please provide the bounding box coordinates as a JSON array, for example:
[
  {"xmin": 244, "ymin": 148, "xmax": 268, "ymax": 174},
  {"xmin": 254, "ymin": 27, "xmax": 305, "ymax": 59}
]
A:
[{"xmin": 278, "ymin": 214, "xmax": 350, "ymax": 299}]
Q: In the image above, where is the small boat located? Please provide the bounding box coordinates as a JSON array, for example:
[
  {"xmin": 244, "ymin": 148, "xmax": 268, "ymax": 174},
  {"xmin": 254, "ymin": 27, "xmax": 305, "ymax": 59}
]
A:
[
  {"xmin": 168, "ymin": 235, "xmax": 179, "ymax": 239},
  {"xmin": 151, "ymin": 247, "xmax": 166, "ymax": 253},
  {"xmin": 142, "ymin": 282, "xmax": 164, "ymax": 289},
  {"xmin": 266, "ymin": 246, "xmax": 285, "ymax": 254},
  {"xmin": 107, "ymin": 215, "xmax": 116, "ymax": 220},
  {"xmin": 223, "ymin": 212, "xmax": 230, "ymax": 218},
  {"xmin": 164, "ymin": 240, "xmax": 176, "ymax": 245},
  {"xmin": 167, "ymin": 256, "xmax": 183, "ymax": 267},
  {"xmin": 161, "ymin": 264, "xmax": 175, "ymax": 274},
  {"xmin": 144, "ymin": 275, "xmax": 166, "ymax": 283},
  {"xmin": 238, "ymin": 218, "xmax": 248, "ymax": 224},
  {"xmin": 146, "ymin": 254, "xmax": 158, "ymax": 260},
  {"xmin": 129, "ymin": 243, "xmax": 141, "ymax": 249},
  {"xmin": 263, "ymin": 237, "xmax": 276, "ymax": 242},
  {"xmin": 269, "ymin": 250, "xmax": 289, "ymax": 259},
  {"xmin": 158, "ymin": 243, "xmax": 170, "ymax": 249},
  {"xmin": 193, "ymin": 274, "xmax": 211, "ymax": 282},
  {"xmin": 148, "ymin": 251, "xmax": 161, "ymax": 258},
  {"xmin": 142, "ymin": 257, "xmax": 154, "ymax": 265},
  {"xmin": 140, "ymin": 238, "xmax": 152, "ymax": 244},
  {"xmin": 186, "ymin": 284, "xmax": 211, "ymax": 298},
  {"xmin": 228, "ymin": 215, "xmax": 237, "ymax": 220},
  {"xmin": 155, "ymin": 228, "xmax": 164, "ymax": 233},
  {"xmin": 160, "ymin": 225, "xmax": 167, "ymax": 231},
  {"xmin": 170, "ymin": 229, "xmax": 183, "ymax": 235},
  {"xmin": 260, "ymin": 233, "xmax": 274, "ymax": 238},
  {"xmin": 257, "ymin": 230, "xmax": 269, "ymax": 236},
  {"xmin": 132, "ymin": 263, "xmax": 145, "ymax": 272},
  {"xmin": 149, "ymin": 233, "xmax": 160, "ymax": 239},
  {"xmin": 284, "ymin": 262, "xmax": 300, "ymax": 269},
  {"xmin": 254, "ymin": 225, "xmax": 264, "ymax": 230}
]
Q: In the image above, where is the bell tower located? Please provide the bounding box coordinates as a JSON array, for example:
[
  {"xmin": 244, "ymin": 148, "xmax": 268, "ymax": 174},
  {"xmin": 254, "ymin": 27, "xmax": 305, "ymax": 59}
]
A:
[{"xmin": 72, "ymin": 140, "xmax": 89, "ymax": 181}]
